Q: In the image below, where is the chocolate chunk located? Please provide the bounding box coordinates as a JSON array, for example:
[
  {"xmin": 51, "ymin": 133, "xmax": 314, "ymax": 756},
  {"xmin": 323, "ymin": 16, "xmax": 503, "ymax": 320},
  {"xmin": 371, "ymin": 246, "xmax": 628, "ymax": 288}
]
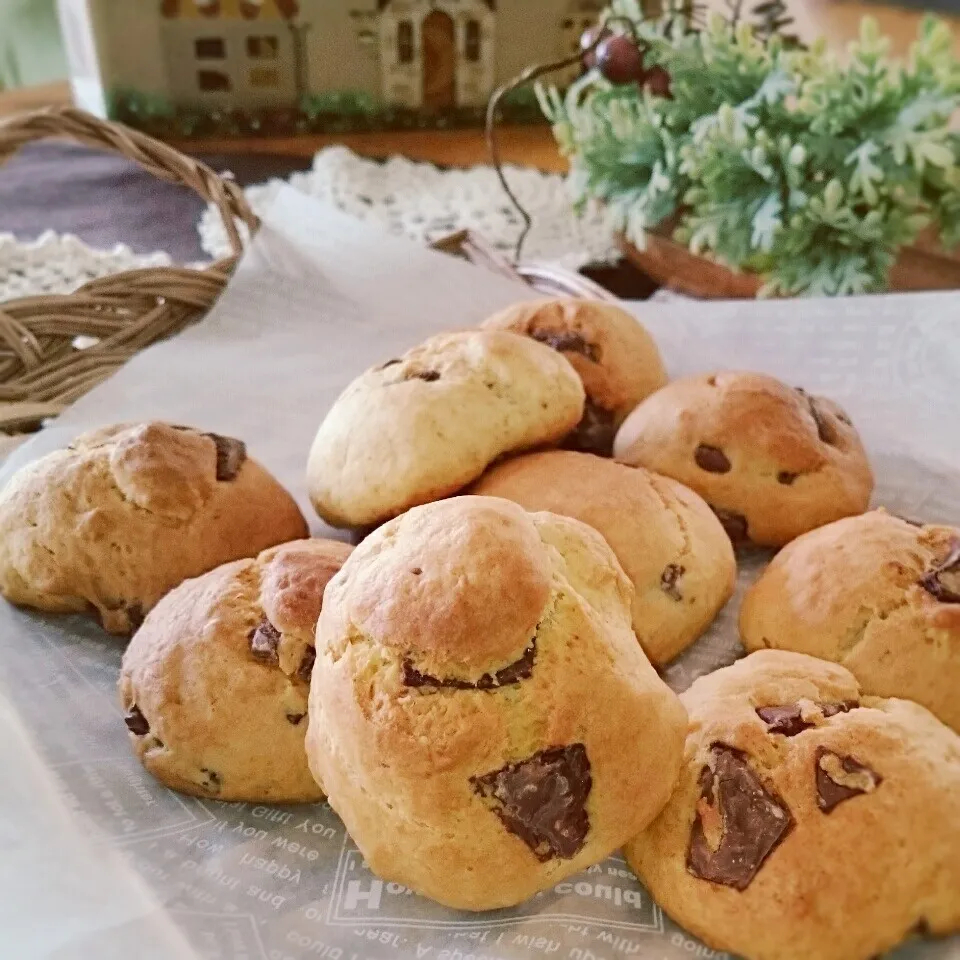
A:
[
  {"xmin": 563, "ymin": 399, "xmax": 617, "ymax": 457},
  {"xmin": 378, "ymin": 358, "xmax": 402, "ymax": 370},
  {"xmin": 835, "ymin": 410, "xmax": 853, "ymax": 426},
  {"xmin": 815, "ymin": 747, "xmax": 882, "ymax": 813},
  {"xmin": 124, "ymin": 705, "xmax": 150, "ymax": 736},
  {"xmin": 249, "ymin": 617, "xmax": 281, "ymax": 665},
  {"xmin": 695, "ymin": 444, "xmax": 732, "ymax": 474},
  {"xmin": 126, "ymin": 603, "xmax": 145, "ymax": 632},
  {"xmin": 404, "ymin": 641, "xmax": 536, "ymax": 690},
  {"xmin": 200, "ymin": 768, "xmax": 222, "ymax": 794},
  {"xmin": 297, "ymin": 646, "xmax": 316, "ymax": 683},
  {"xmin": 471, "ymin": 744, "xmax": 591, "ymax": 861},
  {"xmin": 796, "ymin": 388, "xmax": 837, "ymax": 445},
  {"xmin": 411, "ymin": 370, "xmax": 441, "ymax": 382},
  {"xmin": 660, "ymin": 563, "xmax": 685, "ymax": 601},
  {"xmin": 687, "ymin": 744, "xmax": 794, "ymax": 890},
  {"xmin": 531, "ymin": 329, "xmax": 601, "ymax": 362},
  {"xmin": 919, "ymin": 539, "xmax": 960, "ymax": 604},
  {"xmin": 777, "ymin": 471, "xmax": 799, "ymax": 485},
  {"xmin": 286, "ymin": 712, "xmax": 305, "ymax": 726},
  {"xmin": 757, "ymin": 700, "xmax": 858, "ymax": 737},
  {"xmin": 204, "ymin": 432, "xmax": 247, "ymax": 481},
  {"xmin": 711, "ymin": 507, "xmax": 749, "ymax": 543}
]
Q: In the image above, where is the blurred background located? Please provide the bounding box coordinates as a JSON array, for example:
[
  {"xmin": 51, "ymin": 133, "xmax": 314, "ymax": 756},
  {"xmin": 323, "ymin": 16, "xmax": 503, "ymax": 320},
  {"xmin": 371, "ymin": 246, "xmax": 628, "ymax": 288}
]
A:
[{"xmin": 0, "ymin": 0, "xmax": 958, "ymax": 92}]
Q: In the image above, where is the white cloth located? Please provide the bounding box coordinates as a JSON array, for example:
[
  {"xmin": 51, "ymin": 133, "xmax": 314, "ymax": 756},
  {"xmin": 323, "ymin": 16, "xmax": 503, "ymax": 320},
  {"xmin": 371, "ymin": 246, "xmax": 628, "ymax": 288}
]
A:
[
  {"xmin": 0, "ymin": 231, "xmax": 171, "ymax": 302},
  {"xmin": 198, "ymin": 145, "xmax": 619, "ymax": 269}
]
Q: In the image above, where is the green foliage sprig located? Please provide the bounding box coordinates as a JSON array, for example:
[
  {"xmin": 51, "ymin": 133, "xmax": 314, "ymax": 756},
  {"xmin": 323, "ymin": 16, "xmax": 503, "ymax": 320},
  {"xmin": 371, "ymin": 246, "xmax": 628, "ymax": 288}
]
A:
[{"xmin": 539, "ymin": 3, "xmax": 960, "ymax": 296}]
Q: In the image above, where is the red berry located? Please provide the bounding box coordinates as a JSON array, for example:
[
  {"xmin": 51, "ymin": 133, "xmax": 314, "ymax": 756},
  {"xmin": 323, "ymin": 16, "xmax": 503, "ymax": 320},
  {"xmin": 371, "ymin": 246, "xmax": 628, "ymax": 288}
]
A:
[
  {"xmin": 644, "ymin": 64, "xmax": 673, "ymax": 98},
  {"xmin": 580, "ymin": 26, "xmax": 611, "ymax": 70},
  {"xmin": 596, "ymin": 34, "xmax": 646, "ymax": 86}
]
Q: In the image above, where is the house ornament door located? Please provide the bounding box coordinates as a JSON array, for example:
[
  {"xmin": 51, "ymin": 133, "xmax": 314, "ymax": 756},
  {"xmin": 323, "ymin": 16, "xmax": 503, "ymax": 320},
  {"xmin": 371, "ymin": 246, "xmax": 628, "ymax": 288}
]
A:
[{"xmin": 421, "ymin": 9, "xmax": 455, "ymax": 110}]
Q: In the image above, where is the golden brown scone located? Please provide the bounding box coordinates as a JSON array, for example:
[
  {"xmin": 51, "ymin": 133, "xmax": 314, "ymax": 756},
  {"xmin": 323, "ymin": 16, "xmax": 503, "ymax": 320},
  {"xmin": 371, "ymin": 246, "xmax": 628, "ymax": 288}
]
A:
[
  {"xmin": 119, "ymin": 538, "xmax": 351, "ymax": 802},
  {"xmin": 613, "ymin": 371, "xmax": 874, "ymax": 547},
  {"xmin": 482, "ymin": 298, "xmax": 667, "ymax": 455},
  {"xmin": 740, "ymin": 509, "xmax": 960, "ymax": 732},
  {"xmin": 626, "ymin": 650, "xmax": 960, "ymax": 960},
  {"xmin": 0, "ymin": 423, "xmax": 308, "ymax": 634},
  {"xmin": 470, "ymin": 451, "xmax": 735, "ymax": 665},
  {"xmin": 306, "ymin": 330, "xmax": 584, "ymax": 529},
  {"xmin": 306, "ymin": 496, "xmax": 687, "ymax": 910}
]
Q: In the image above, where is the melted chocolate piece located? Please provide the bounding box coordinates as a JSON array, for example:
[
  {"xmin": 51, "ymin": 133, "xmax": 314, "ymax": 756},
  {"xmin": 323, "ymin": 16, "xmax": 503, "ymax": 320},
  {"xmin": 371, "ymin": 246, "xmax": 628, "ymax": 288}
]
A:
[
  {"xmin": 531, "ymin": 329, "xmax": 601, "ymax": 363},
  {"xmin": 249, "ymin": 617, "xmax": 281, "ymax": 665},
  {"xmin": 125, "ymin": 603, "xmax": 145, "ymax": 632},
  {"xmin": 919, "ymin": 539, "xmax": 960, "ymax": 604},
  {"xmin": 286, "ymin": 712, "xmax": 305, "ymax": 726},
  {"xmin": 471, "ymin": 744, "xmax": 591, "ymax": 861},
  {"xmin": 124, "ymin": 705, "xmax": 150, "ymax": 736},
  {"xmin": 711, "ymin": 507, "xmax": 749, "ymax": 543},
  {"xmin": 796, "ymin": 388, "xmax": 837, "ymax": 446},
  {"xmin": 411, "ymin": 370, "xmax": 441, "ymax": 382},
  {"xmin": 777, "ymin": 471, "xmax": 799, "ymax": 486},
  {"xmin": 756, "ymin": 700, "xmax": 858, "ymax": 737},
  {"xmin": 204, "ymin": 432, "xmax": 247, "ymax": 481},
  {"xmin": 660, "ymin": 563, "xmax": 685, "ymax": 601},
  {"xmin": 563, "ymin": 399, "xmax": 618, "ymax": 457},
  {"xmin": 378, "ymin": 358, "xmax": 402, "ymax": 370},
  {"xmin": 297, "ymin": 646, "xmax": 316, "ymax": 683},
  {"xmin": 897, "ymin": 515, "xmax": 924, "ymax": 528},
  {"xmin": 200, "ymin": 768, "xmax": 222, "ymax": 794},
  {"xmin": 687, "ymin": 745, "xmax": 794, "ymax": 890},
  {"xmin": 695, "ymin": 444, "xmax": 732, "ymax": 474},
  {"xmin": 404, "ymin": 642, "xmax": 536, "ymax": 691},
  {"xmin": 815, "ymin": 747, "xmax": 882, "ymax": 813}
]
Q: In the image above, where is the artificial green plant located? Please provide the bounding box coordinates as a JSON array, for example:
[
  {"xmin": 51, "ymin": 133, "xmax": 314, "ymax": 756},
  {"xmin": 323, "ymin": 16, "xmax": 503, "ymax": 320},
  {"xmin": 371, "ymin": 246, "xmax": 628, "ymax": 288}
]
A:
[{"xmin": 539, "ymin": 1, "xmax": 960, "ymax": 296}]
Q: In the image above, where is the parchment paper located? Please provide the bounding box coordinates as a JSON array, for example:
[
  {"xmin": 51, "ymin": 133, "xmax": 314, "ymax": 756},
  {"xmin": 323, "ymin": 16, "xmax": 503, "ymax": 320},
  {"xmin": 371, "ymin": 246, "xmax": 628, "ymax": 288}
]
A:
[{"xmin": 1, "ymin": 187, "xmax": 958, "ymax": 960}]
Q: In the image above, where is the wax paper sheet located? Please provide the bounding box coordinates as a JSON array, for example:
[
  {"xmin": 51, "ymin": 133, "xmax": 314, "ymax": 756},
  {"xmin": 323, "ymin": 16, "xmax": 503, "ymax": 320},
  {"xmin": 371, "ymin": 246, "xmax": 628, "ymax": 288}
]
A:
[{"xmin": 1, "ymin": 187, "xmax": 958, "ymax": 960}]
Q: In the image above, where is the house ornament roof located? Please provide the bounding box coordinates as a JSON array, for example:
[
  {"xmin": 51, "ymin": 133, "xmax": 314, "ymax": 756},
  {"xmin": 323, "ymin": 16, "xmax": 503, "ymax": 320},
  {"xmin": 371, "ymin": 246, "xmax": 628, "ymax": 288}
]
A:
[
  {"xmin": 160, "ymin": 0, "xmax": 299, "ymax": 20},
  {"xmin": 375, "ymin": 0, "xmax": 496, "ymax": 10}
]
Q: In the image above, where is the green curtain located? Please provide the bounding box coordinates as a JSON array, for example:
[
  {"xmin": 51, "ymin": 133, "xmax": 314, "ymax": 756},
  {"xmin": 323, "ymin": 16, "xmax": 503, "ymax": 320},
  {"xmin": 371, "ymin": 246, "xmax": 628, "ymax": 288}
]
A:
[{"xmin": 0, "ymin": 0, "xmax": 68, "ymax": 90}]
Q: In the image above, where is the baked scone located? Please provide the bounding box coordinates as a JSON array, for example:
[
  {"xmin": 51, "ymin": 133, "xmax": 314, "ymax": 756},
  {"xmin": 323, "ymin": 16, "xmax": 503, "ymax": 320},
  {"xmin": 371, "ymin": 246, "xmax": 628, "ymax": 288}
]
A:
[
  {"xmin": 306, "ymin": 331, "xmax": 585, "ymax": 529},
  {"xmin": 626, "ymin": 650, "xmax": 960, "ymax": 960},
  {"xmin": 119, "ymin": 538, "xmax": 351, "ymax": 802},
  {"xmin": 482, "ymin": 298, "xmax": 667, "ymax": 456},
  {"xmin": 740, "ymin": 510, "xmax": 960, "ymax": 732},
  {"xmin": 613, "ymin": 372, "xmax": 874, "ymax": 547},
  {"xmin": 0, "ymin": 423, "xmax": 308, "ymax": 634},
  {"xmin": 306, "ymin": 496, "xmax": 687, "ymax": 910},
  {"xmin": 470, "ymin": 451, "xmax": 735, "ymax": 665}
]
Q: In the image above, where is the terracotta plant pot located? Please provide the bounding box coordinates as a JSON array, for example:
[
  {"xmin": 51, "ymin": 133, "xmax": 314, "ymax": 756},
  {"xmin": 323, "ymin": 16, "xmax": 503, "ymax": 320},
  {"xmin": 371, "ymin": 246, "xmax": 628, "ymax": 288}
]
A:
[{"xmin": 617, "ymin": 229, "xmax": 960, "ymax": 299}]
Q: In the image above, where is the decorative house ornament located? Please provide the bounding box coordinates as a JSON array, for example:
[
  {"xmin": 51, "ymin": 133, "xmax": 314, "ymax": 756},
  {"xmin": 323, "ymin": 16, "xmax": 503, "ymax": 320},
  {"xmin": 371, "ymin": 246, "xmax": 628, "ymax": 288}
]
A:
[{"xmin": 56, "ymin": 0, "xmax": 633, "ymax": 137}]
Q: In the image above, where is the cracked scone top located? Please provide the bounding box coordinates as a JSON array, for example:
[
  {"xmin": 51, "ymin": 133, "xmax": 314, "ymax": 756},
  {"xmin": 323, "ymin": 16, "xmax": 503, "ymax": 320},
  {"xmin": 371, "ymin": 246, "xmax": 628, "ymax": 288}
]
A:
[
  {"xmin": 481, "ymin": 298, "xmax": 667, "ymax": 456},
  {"xmin": 0, "ymin": 423, "xmax": 308, "ymax": 634},
  {"xmin": 740, "ymin": 510, "xmax": 960, "ymax": 732},
  {"xmin": 306, "ymin": 330, "xmax": 585, "ymax": 529},
  {"xmin": 613, "ymin": 372, "xmax": 874, "ymax": 547},
  {"xmin": 626, "ymin": 650, "xmax": 960, "ymax": 960},
  {"xmin": 120, "ymin": 538, "xmax": 352, "ymax": 802},
  {"xmin": 471, "ymin": 451, "xmax": 736, "ymax": 665},
  {"xmin": 305, "ymin": 496, "xmax": 687, "ymax": 910}
]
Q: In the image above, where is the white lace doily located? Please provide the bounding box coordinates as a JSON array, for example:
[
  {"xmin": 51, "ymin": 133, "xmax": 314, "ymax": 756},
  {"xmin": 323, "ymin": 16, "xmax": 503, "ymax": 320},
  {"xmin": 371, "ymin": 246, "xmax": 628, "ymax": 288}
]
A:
[
  {"xmin": 199, "ymin": 146, "xmax": 619, "ymax": 270},
  {"xmin": 0, "ymin": 232, "xmax": 172, "ymax": 303}
]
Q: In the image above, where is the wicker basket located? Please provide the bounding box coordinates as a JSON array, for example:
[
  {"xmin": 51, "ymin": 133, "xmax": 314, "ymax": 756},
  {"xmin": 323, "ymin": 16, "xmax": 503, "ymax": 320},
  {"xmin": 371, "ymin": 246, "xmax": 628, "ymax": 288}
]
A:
[{"xmin": 0, "ymin": 107, "xmax": 616, "ymax": 444}]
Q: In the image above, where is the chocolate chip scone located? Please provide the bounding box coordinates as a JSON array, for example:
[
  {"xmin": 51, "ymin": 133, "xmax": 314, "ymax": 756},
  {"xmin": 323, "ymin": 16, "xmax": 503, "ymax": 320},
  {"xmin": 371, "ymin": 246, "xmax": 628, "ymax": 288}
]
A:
[
  {"xmin": 0, "ymin": 423, "xmax": 308, "ymax": 634},
  {"xmin": 626, "ymin": 650, "xmax": 960, "ymax": 960},
  {"xmin": 613, "ymin": 372, "xmax": 874, "ymax": 547},
  {"xmin": 470, "ymin": 451, "xmax": 735, "ymax": 665},
  {"xmin": 306, "ymin": 330, "xmax": 585, "ymax": 529},
  {"xmin": 482, "ymin": 298, "xmax": 668, "ymax": 456},
  {"xmin": 306, "ymin": 496, "xmax": 687, "ymax": 910},
  {"xmin": 741, "ymin": 509, "xmax": 960, "ymax": 732},
  {"xmin": 119, "ymin": 538, "xmax": 351, "ymax": 802}
]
